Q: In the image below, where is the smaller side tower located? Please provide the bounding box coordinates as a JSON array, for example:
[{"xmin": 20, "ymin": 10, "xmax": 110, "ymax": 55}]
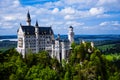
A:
[
  {"xmin": 35, "ymin": 21, "xmax": 39, "ymax": 53},
  {"xmin": 68, "ymin": 26, "xmax": 74, "ymax": 44}
]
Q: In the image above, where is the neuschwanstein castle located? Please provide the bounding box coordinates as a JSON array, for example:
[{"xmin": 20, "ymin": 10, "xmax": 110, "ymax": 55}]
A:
[{"xmin": 17, "ymin": 11, "xmax": 74, "ymax": 62}]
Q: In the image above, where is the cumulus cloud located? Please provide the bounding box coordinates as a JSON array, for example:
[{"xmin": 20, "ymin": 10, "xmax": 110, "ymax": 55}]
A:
[
  {"xmin": 64, "ymin": 15, "xmax": 75, "ymax": 20},
  {"xmin": 97, "ymin": 0, "xmax": 120, "ymax": 11},
  {"xmin": 100, "ymin": 21, "xmax": 120, "ymax": 27},
  {"xmin": 89, "ymin": 7, "xmax": 104, "ymax": 16},
  {"xmin": 99, "ymin": 22, "xmax": 109, "ymax": 26},
  {"xmin": 65, "ymin": 0, "xmax": 97, "ymax": 7},
  {"xmin": 61, "ymin": 7, "xmax": 76, "ymax": 15},
  {"xmin": 66, "ymin": 21, "xmax": 84, "ymax": 27},
  {"xmin": 0, "ymin": 0, "xmax": 120, "ymax": 35},
  {"xmin": 52, "ymin": 8, "xmax": 59, "ymax": 14},
  {"xmin": 97, "ymin": 0, "xmax": 119, "ymax": 5}
]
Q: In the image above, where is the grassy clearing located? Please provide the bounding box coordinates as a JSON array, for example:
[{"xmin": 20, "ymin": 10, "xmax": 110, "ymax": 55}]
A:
[{"xmin": 105, "ymin": 54, "xmax": 120, "ymax": 61}]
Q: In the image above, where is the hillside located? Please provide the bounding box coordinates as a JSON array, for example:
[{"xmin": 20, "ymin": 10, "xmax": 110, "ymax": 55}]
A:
[{"xmin": 0, "ymin": 42, "xmax": 120, "ymax": 80}]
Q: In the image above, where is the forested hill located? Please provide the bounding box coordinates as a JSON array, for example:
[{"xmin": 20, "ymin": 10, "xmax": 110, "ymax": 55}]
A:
[
  {"xmin": 1, "ymin": 35, "xmax": 120, "ymax": 40},
  {"xmin": 0, "ymin": 35, "xmax": 17, "ymax": 39},
  {"xmin": 1, "ymin": 35, "xmax": 120, "ymax": 54},
  {"xmin": 0, "ymin": 42, "xmax": 120, "ymax": 80}
]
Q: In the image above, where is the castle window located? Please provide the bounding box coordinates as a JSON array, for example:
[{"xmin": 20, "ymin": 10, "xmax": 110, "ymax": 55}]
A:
[{"xmin": 18, "ymin": 38, "xmax": 23, "ymax": 48}]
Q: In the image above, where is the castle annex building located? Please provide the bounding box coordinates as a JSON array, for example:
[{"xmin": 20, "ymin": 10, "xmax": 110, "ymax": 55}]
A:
[{"xmin": 17, "ymin": 11, "xmax": 74, "ymax": 62}]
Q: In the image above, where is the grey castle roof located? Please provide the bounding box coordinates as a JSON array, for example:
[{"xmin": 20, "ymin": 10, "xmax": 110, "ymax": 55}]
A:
[{"xmin": 21, "ymin": 25, "xmax": 53, "ymax": 35}]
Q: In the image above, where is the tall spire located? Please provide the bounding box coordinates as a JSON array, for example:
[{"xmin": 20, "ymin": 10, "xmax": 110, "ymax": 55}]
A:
[
  {"xmin": 26, "ymin": 10, "xmax": 31, "ymax": 26},
  {"xmin": 35, "ymin": 20, "xmax": 39, "ymax": 27}
]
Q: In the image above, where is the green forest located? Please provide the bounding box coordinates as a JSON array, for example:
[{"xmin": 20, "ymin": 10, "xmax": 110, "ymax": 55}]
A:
[{"xmin": 0, "ymin": 42, "xmax": 120, "ymax": 80}]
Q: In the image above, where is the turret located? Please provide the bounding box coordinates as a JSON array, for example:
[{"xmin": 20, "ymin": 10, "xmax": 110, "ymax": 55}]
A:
[
  {"xmin": 68, "ymin": 26, "xmax": 74, "ymax": 44},
  {"xmin": 35, "ymin": 21, "xmax": 39, "ymax": 53},
  {"xmin": 26, "ymin": 11, "xmax": 31, "ymax": 26}
]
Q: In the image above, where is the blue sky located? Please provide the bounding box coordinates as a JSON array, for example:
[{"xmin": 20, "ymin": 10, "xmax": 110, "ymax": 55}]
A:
[{"xmin": 0, "ymin": 0, "xmax": 120, "ymax": 35}]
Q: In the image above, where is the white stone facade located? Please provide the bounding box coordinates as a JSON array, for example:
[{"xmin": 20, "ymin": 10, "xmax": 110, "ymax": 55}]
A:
[{"xmin": 17, "ymin": 12, "xmax": 74, "ymax": 62}]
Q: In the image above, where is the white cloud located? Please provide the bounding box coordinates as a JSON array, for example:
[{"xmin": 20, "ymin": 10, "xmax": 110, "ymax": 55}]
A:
[
  {"xmin": 97, "ymin": 0, "xmax": 120, "ymax": 11},
  {"xmin": 64, "ymin": 0, "xmax": 85, "ymax": 5},
  {"xmin": 100, "ymin": 21, "xmax": 120, "ymax": 26},
  {"xmin": 97, "ymin": 0, "xmax": 118, "ymax": 5},
  {"xmin": 52, "ymin": 8, "xmax": 59, "ymax": 14},
  {"xmin": 0, "ymin": 0, "xmax": 20, "ymax": 7},
  {"xmin": 112, "ymin": 21, "xmax": 120, "ymax": 26},
  {"xmin": 3, "ymin": 16, "xmax": 16, "ymax": 21},
  {"xmin": 12, "ymin": 0, "xmax": 20, "ymax": 7},
  {"xmin": 61, "ymin": 7, "xmax": 75, "ymax": 15},
  {"xmin": 89, "ymin": 7, "xmax": 104, "ymax": 16},
  {"xmin": 0, "ymin": 0, "xmax": 120, "ymax": 35},
  {"xmin": 66, "ymin": 21, "xmax": 84, "ymax": 27},
  {"xmin": 64, "ymin": 15, "xmax": 74, "ymax": 20},
  {"xmin": 99, "ymin": 22, "xmax": 108, "ymax": 26},
  {"xmin": 65, "ymin": 0, "xmax": 97, "ymax": 6}
]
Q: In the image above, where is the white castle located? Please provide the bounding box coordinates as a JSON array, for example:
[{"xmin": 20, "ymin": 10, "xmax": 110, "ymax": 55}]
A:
[{"xmin": 17, "ymin": 11, "xmax": 74, "ymax": 62}]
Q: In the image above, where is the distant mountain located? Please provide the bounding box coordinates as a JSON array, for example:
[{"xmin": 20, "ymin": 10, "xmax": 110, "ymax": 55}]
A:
[
  {"xmin": 1, "ymin": 35, "xmax": 120, "ymax": 42},
  {"xmin": 0, "ymin": 35, "xmax": 17, "ymax": 39}
]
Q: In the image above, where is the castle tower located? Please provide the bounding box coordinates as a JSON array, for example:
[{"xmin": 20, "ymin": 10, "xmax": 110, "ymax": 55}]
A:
[
  {"xmin": 26, "ymin": 11, "xmax": 31, "ymax": 26},
  {"xmin": 68, "ymin": 26, "xmax": 74, "ymax": 44},
  {"xmin": 35, "ymin": 21, "xmax": 39, "ymax": 53}
]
